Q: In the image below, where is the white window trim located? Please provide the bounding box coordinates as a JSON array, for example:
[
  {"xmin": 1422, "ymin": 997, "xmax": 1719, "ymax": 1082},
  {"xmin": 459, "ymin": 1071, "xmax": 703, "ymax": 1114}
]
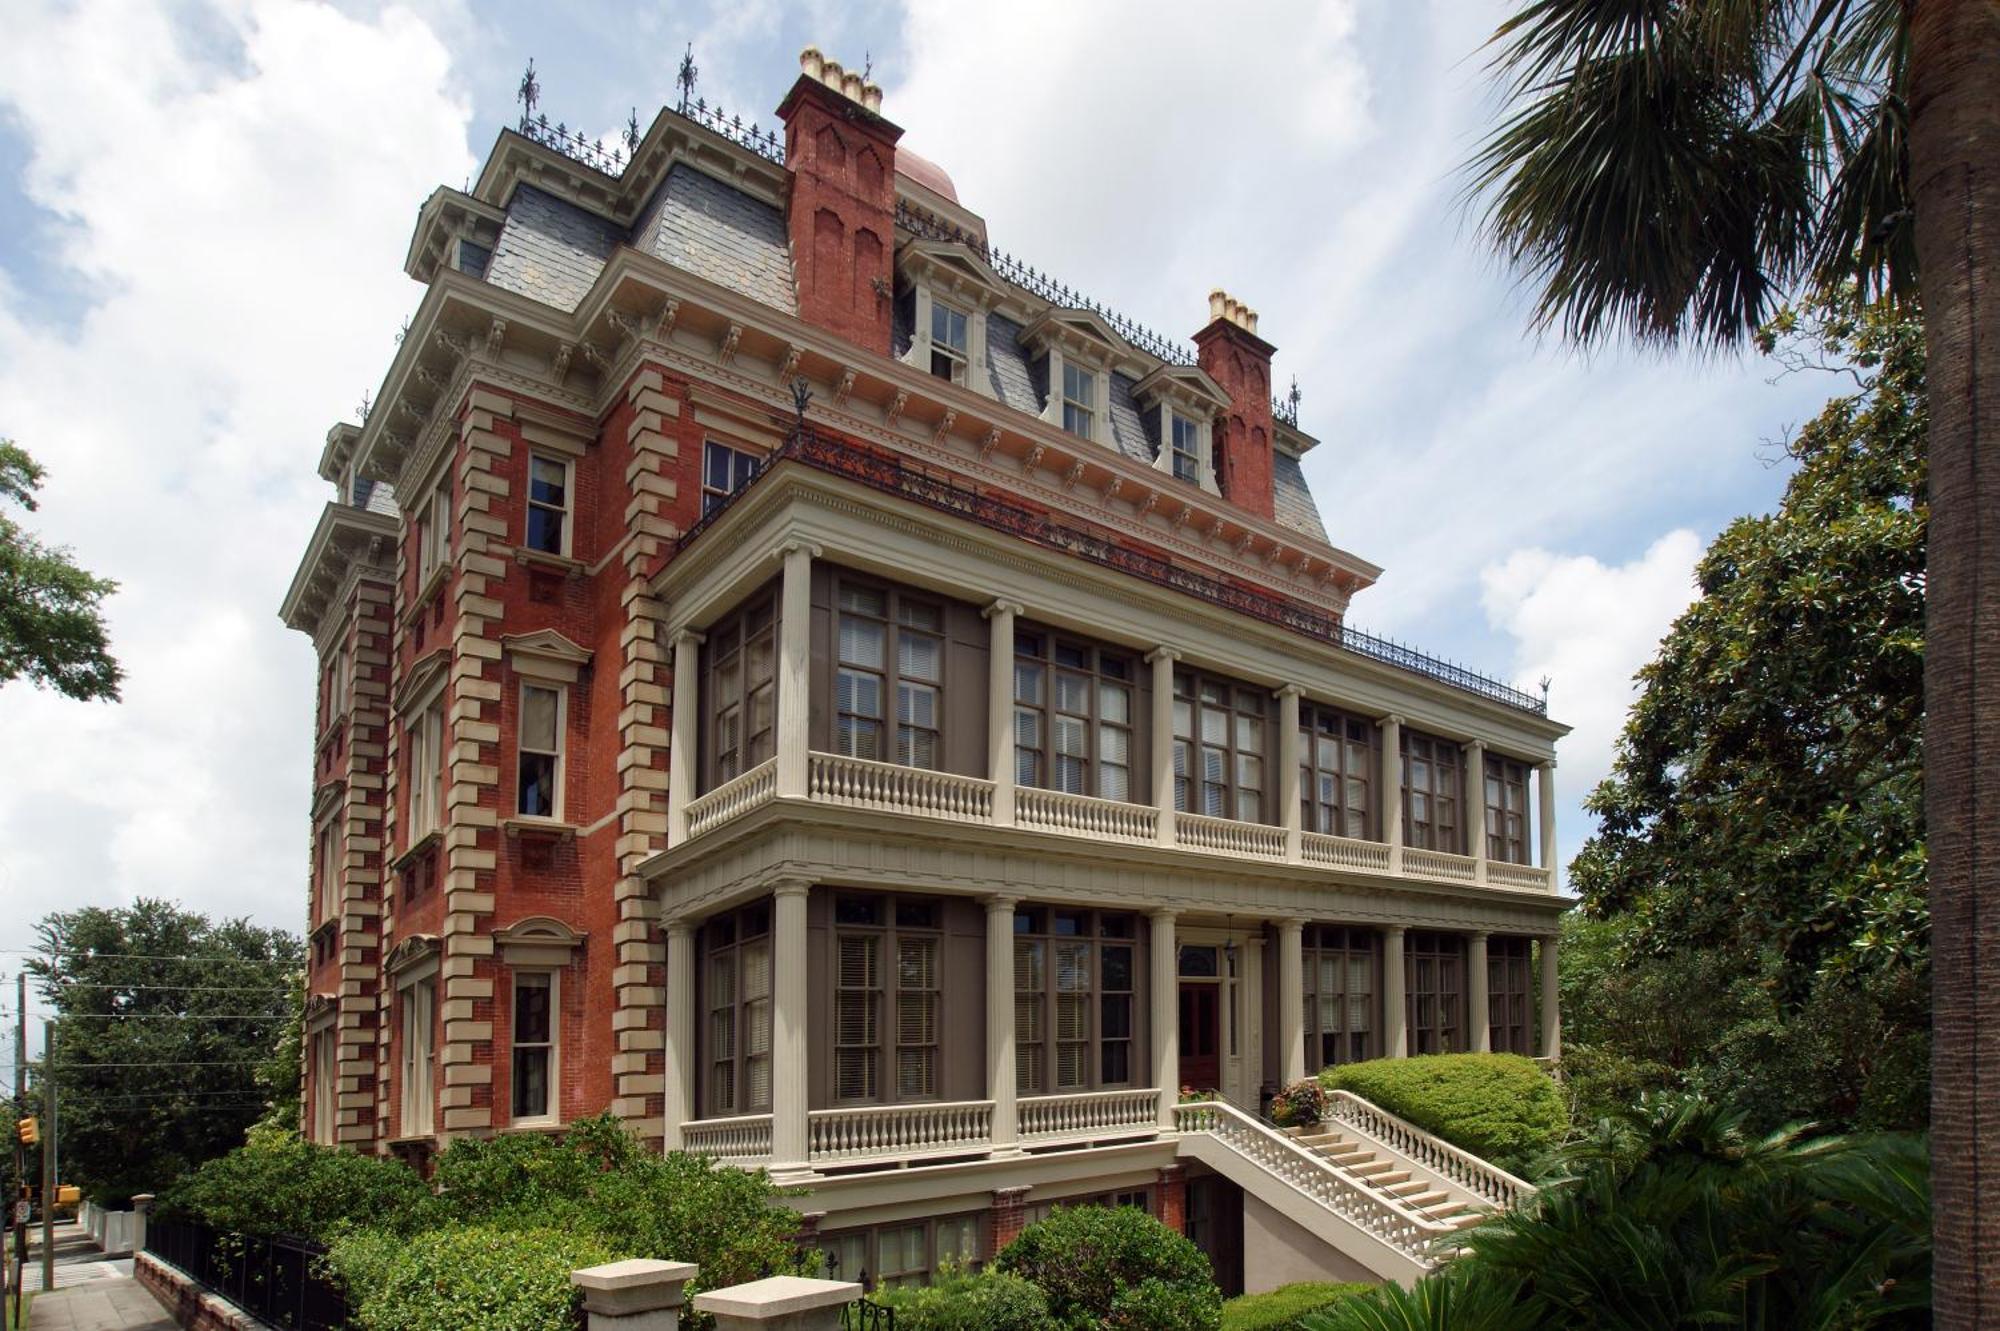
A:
[
  {"xmin": 417, "ymin": 483, "xmax": 451, "ymax": 583},
  {"xmin": 516, "ymin": 681, "xmax": 567, "ymax": 822},
  {"xmin": 398, "ymin": 976, "xmax": 436, "ymax": 1136},
  {"xmin": 404, "ymin": 674, "xmax": 448, "ymax": 844},
  {"xmin": 1154, "ymin": 404, "xmax": 1219, "ymax": 496},
  {"xmin": 525, "ymin": 452, "xmax": 574, "ymax": 558},
  {"xmin": 901, "ymin": 281, "xmax": 993, "ymax": 399},
  {"xmin": 509, "ymin": 969, "xmax": 560, "ymax": 1127},
  {"xmin": 311, "ymin": 1030, "xmax": 337, "ymax": 1144},
  {"xmin": 314, "ymin": 815, "xmax": 339, "ymax": 926}
]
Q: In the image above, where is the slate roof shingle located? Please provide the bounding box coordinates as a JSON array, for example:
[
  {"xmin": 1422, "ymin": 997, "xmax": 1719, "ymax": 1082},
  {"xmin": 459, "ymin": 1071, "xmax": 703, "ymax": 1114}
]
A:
[{"xmin": 637, "ymin": 165, "xmax": 797, "ymax": 314}]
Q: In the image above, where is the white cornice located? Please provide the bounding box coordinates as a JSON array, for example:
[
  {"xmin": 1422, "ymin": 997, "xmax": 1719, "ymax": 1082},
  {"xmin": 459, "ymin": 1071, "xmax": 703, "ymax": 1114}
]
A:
[{"xmin": 280, "ymin": 503, "xmax": 399, "ymax": 636}]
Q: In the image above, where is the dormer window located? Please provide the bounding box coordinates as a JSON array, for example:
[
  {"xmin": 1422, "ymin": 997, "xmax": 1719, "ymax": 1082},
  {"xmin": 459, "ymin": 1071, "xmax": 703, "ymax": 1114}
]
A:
[
  {"xmin": 929, "ymin": 302, "xmax": 969, "ymax": 385},
  {"xmin": 1061, "ymin": 362, "xmax": 1096, "ymax": 439},
  {"xmin": 1170, "ymin": 414, "xmax": 1202, "ymax": 483}
]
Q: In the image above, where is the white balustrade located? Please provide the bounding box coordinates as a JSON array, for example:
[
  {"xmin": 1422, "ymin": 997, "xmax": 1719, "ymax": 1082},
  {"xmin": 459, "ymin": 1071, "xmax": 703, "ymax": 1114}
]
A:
[
  {"xmin": 686, "ymin": 758, "xmax": 778, "ymax": 838},
  {"xmin": 1018, "ymin": 1088, "xmax": 1161, "ymax": 1142},
  {"xmin": 1017, "ymin": 789, "xmax": 1159, "ymax": 843},
  {"xmin": 1486, "ymin": 861, "xmax": 1554, "ymax": 892},
  {"xmin": 1403, "ymin": 847, "xmax": 1479, "ymax": 883},
  {"xmin": 807, "ymin": 1099, "xmax": 995, "ymax": 1163},
  {"xmin": 681, "ymin": 1113, "xmax": 774, "ymax": 1163},
  {"xmin": 1173, "ymin": 1099, "xmax": 1457, "ymax": 1265},
  {"xmin": 1175, "ymin": 811, "xmax": 1287, "ymax": 859},
  {"xmin": 1301, "ymin": 831, "xmax": 1393, "ymax": 872},
  {"xmin": 1326, "ymin": 1090, "xmax": 1535, "ymax": 1209},
  {"xmin": 807, "ymin": 753, "xmax": 995, "ymax": 823}
]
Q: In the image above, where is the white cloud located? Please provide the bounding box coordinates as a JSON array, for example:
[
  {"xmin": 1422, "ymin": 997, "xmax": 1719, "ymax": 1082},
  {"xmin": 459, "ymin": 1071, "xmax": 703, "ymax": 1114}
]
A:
[
  {"xmin": 0, "ymin": 0, "xmax": 473, "ymax": 955},
  {"xmin": 1479, "ymin": 530, "xmax": 1706, "ymax": 873}
]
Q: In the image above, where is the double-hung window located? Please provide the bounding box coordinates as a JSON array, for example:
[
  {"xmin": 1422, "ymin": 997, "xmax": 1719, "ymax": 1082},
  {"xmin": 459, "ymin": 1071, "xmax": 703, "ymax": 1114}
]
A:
[
  {"xmin": 929, "ymin": 302, "xmax": 969, "ymax": 385},
  {"xmin": 1170, "ymin": 413, "xmax": 1202, "ymax": 483},
  {"xmin": 525, "ymin": 455, "xmax": 570, "ymax": 555},
  {"xmin": 315, "ymin": 822, "xmax": 338, "ymax": 924},
  {"xmin": 407, "ymin": 701, "xmax": 445, "ymax": 840},
  {"xmin": 1484, "ymin": 755, "xmax": 1530, "ymax": 863},
  {"xmin": 832, "ymin": 895, "xmax": 942, "ymax": 1103},
  {"xmin": 1301, "ymin": 705, "xmax": 1376, "ymax": 839},
  {"xmin": 708, "ymin": 596, "xmax": 777, "ymax": 783},
  {"xmin": 835, "ymin": 581, "xmax": 944, "ymax": 769},
  {"xmin": 510, "ymin": 971, "xmax": 557, "ymax": 1122},
  {"xmin": 418, "ymin": 485, "xmax": 450, "ymax": 583},
  {"xmin": 703, "ymin": 905, "xmax": 772, "ymax": 1115},
  {"xmin": 1303, "ymin": 926, "xmax": 1377, "ymax": 1070},
  {"xmin": 517, "ymin": 683, "xmax": 564, "ymax": 819},
  {"xmin": 702, "ymin": 441, "xmax": 762, "ymax": 514},
  {"xmin": 311, "ymin": 1030, "xmax": 336, "ymax": 1144},
  {"xmin": 1014, "ymin": 908, "xmax": 1136, "ymax": 1094},
  {"xmin": 1061, "ymin": 362, "xmax": 1095, "ymax": 439},
  {"xmin": 1013, "ymin": 633, "xmax": 1135, "ymax": 800},
  {"xmin": 399, "ymin": 978, "xmax": 435, "ymax": 1134},
  {"xmin": 1173, "ymin": 670, "xmax": 1268, "ymax": 823},
  {"xmin": 1401, "ymin": 731, "xmax": 1461, "ymax": 852}
]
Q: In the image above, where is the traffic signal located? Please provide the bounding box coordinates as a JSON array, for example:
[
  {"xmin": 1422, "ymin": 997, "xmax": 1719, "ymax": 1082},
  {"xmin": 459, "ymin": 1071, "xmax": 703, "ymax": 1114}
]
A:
[{"xmin": 15, "ymin": 1116, "xmax": 37, "ymax": 1147}]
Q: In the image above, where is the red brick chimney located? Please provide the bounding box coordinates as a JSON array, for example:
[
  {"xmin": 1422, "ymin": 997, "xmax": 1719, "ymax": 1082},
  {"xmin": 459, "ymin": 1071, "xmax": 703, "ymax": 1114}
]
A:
[
  {"xmin": 1193, "ymin": 290, "xmax": 1277, "ymax": 521},
  {"xmin": 777, "ymin": 48, "xmax": 902, "ymax": 354}
]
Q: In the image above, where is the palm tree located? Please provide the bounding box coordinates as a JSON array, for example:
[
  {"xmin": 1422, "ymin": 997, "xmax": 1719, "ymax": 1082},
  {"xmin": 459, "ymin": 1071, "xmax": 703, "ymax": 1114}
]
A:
[{"xmin": 1467, "ymin": 4, "xmax": 1995, "ymax": 1321}]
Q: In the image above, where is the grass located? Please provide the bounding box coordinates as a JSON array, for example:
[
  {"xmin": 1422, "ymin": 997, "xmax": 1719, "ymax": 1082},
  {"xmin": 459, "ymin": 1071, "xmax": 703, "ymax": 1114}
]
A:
[{"xmin": 1221, "ymin": 1281, "xmax": 1376, "ymax": 1331}]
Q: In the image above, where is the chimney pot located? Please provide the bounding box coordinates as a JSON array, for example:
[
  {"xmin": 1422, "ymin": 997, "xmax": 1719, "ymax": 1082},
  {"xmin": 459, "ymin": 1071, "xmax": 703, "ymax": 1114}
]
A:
[
  {"xmin": 841, "ymin": 71, "xmax": 865, "ymax": 102},
  {"xmin": 800, "ymin": 46, "xmax": 825, "ymax": 80},
  {"xmin": 821, "ymin": 59, "xmax": 844, "ymax": 91},
  {"xmin": 1209, "ymin": 289, "xmax": 1228, "ymax": 321},
  {"xmin": 862, "ymin": 83, "xmax": 883, "ymax": 112}
]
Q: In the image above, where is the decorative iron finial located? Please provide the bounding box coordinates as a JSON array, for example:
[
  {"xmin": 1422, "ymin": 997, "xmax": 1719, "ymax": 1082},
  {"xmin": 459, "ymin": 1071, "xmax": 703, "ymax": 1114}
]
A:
[
  {"xmin": 357, "ymin": 391, "xmax": 372, "ymax": 422},
  {"xmin": 862, "ymin": 50, "xmax": 873, "ymax": 80},
  {"xmin": 1539, "ymin": 676, "xmax": 1553, "ymax": 702},
  {"xmin": 1287, "ymin": 376, "xmax": 1302, "ymax": 416},
  {"xmin": 676, "ymin": 44, "xmax": 699, "ymax": 112},
  {"xmin": 791, "ymin": 376, "xmax": 813, "ymax": 429},
  {"xmin": 625, "ymin": 107, "xmax": 641, "ymax": 151},
  {"xmin": 517, "ymin": 58, "xmax": 540, "ymax": 127}
]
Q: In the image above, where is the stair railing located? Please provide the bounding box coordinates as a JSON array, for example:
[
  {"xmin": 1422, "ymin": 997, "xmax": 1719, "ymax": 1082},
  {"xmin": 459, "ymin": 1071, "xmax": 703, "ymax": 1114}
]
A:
[{"xmin": 1324, "ymin": 1090, "xmax": 1536, "ymax": 1210}]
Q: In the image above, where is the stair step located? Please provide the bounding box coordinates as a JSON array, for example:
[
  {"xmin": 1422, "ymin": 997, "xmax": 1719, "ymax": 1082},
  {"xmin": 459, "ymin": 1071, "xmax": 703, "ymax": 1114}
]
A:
[
  {"xmin": 1371, "ymin": 1170, "xmax": 1412, "ymax": 1187},
  {"xmin": 1349, "ymin": 1160, "xmax": 1394, "ymax": 1177},
  {"xmin": 1405, "ymin": 1190, "xmax": 1449, "ymax": 1208},
  {"xmin": 1294, "ymin": 1133, "xmax": 1342, "ymax": 1148},
  {"xmin": 1385, "ymin": 1180, "xmax": 1431, "ymax": 1198}
]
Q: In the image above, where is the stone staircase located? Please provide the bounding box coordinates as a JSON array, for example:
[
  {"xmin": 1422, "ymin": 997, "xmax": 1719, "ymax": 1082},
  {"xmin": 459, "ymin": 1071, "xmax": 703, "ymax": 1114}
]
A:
[{"xmin": 1284, "ymin": 1126, "xmax": 1488, "ymax": 1230}]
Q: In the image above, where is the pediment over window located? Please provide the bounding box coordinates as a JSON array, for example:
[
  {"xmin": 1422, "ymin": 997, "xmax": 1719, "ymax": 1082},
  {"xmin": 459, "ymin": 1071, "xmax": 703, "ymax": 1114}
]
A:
[
  {"xmin": 1132, "ymin": 364, "xmax": 1231, "ymax": 417},
  {"xmin": 1019, "ymin": 308, "xmax": 1126, "ymax": 367},
  {"xmin": 501, "ymin": 629, "xmax": 594, "ymax": 683},
  {"xmin": 385, "ymin": 934, "xmax": 440, "ymax": 983},
  {"xmin": 304, "ymin": 992, "xmax": 339, "ymax": 1033},
  {"xmin": 494, "ymin": 915, "xmax": 587, "ymax": 967},
  {"xmin": 395, "ymin": 647, "xmax": 450, "ymax": 716},
  {"xmin": 897, "ymin": 239, "xmax": 1007, "ymax": 306}
]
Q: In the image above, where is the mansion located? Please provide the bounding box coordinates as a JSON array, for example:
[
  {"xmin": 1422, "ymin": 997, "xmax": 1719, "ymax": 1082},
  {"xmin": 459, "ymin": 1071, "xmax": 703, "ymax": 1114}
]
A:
[{"xmin": 281, "ymin": 48, "xmax": 1568, "ymax": 1294}]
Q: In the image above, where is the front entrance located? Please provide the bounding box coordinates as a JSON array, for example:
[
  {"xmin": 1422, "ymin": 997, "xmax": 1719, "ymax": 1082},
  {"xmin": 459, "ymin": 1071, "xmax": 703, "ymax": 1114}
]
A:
[{"xmin": 1178, "ymin": 982, "xmax": 1221, "ymax": 1091}]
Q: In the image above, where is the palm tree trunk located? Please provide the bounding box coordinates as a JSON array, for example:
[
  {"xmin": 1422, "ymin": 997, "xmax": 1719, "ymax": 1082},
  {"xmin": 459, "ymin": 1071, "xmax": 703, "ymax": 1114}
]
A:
[{"xmin": 1911, "ymin": 1, "xmax": 2000, "ymax": 1323}]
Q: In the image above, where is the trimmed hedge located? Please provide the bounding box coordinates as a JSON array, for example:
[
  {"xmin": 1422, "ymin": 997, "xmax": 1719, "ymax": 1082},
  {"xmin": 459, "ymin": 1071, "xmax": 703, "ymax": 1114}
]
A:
[
  {"xmin": 1321, "ymin": 1054, "xmax": 1564, "ymax": 1174},
  {"xmin": 1221, "ymin": 1282, "xmax": 1375, "ymax": 1331},
  {"xmin": 154, "ymin": 1125, "xmax": 432, "ymax": 1240},
  {"xmin": 874, "ymin": 1266, "xmax": 1054, "ymax": 1330},
  {"xmin": 994, "ymin": 1205, "xmax": 1222, "ymax": 1331},
  {"xmin": 326, "ymin": 1224, "xmax": 613, "ymax": 1331}
]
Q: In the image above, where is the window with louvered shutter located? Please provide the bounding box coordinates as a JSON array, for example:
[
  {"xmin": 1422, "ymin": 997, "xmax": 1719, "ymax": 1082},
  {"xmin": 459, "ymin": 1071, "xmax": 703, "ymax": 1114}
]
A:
[
  {"xmin": 1303, "ymin": 927, "xmax": 1379, "ymax": 1071},
  {"xmin": 1014, "ymin": 910, "xmax": 1138, "ymax": 1094},
  {"xmin": 835, "ymin": 934, "xmax": 880, "ymax": 1102},
  {"xmin": 1015, "ymin": 938, "xmax": 1044, "ymax": 1094},
  {"xmin": 896, "ymin": 937, "xmax": 938, "ymax": 1097}
]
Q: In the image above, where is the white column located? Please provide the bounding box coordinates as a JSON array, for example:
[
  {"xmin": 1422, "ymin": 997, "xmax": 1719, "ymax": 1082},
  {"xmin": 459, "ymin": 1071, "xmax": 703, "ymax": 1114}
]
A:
[
  {"xmin": 1539, "ymin": 933, "xmax": 1561, "ymax": 1059},
  {"xmin": 1464, "ymin": 739, "xmax": 1487, "ymax": 883},
  {"xmin": 1382, "ymin": 925, "xmax": 1408, "ymax": 1058},
  {"xmin": 986, "ymin": 896, "xmax": 1019, "ymax": 1151},
  {"xmin": 1147, "ymin": 648, "xmax": 1180, "ymax": 846},
  {"xmin": 775, "ymin": 543, "xmax": 818, "ymax": 800},
  {"xmin": 771, "ymin": 880, "xmax": 811, "ymax": 1170},
  {"xmin": 1277, "ymin": 686, "xmax": 1302, "ymax": 862},
  {"xmin": 1381, "ymin": 714, "xmax": 1404, "ymax": 872},
  {"xmin": 1277, "ymin": 919, "xmax": 1305, "ymax": 1086},
  {"xmin": 1467, "ymin": 932, "xmax": 1491, "ymax": 1054},
  {"xmin": 1150, "ymin": 909, "xmax": 1178, "ymax": 1126},
  {"xmin": 984, "ymin": 601, "xmax": 1023, "ymax": 826},
  {"xmin": 662, "ymin": 921, "xmax": 696, "ymax": 1150},
  {"xmin": 666, "ymin": 630, "xmax": 704, "ymax": 844},
  {"xmin": 1538, "ymin": 761, "xmax": 1558, "ymax": 875}
]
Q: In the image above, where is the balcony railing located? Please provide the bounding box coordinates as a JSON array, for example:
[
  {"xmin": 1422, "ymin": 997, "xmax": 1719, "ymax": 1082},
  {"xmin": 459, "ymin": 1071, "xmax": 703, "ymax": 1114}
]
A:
[
  {"xmin": 808, "ymin": 1100, "xmax": 995, "ymax": 1164},
  {"xmin": 690, "ymin": 751, "xmax": 1555, "ymax": 893},
  {"xmin": 682, "ymin": 1113, "xmax": 774, "ymax": 1163},
  {"xmin": 1017, "ymin": 787, "xmax": 1159, "ymax": 842},
  {"xmin": 687, "ymin": 758, "xmax": 778, "ymax": 837},
  {"xmin": 1019, "ymin": 1088, "xmax": 1160, "ymax": 1143}
]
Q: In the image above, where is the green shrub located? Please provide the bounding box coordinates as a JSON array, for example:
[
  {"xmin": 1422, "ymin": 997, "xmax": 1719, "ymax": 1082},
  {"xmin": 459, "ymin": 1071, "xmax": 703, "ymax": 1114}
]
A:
[
  {"xmin": 994, "ymin": 1205, "xmax": 1221, "ymax": 1331},
  {"xmin": 1221, "ymin": 1281, "xmax": 1376, "ymax": 1330},
  {"xmin": 874, "ymin": 1265, "xmax": 1054, "ymax": 1330},
  {"xmin": 326, "ymin": 1224, "xmax": 613, "ymax": 1331},
  {"xmin": 1321, "ymin": 1054, "xmax": 1564, "ymax": 1174},
  {"xmin": 155, "ymin": 1124, "xmax": 432, "ymax": 1240}
]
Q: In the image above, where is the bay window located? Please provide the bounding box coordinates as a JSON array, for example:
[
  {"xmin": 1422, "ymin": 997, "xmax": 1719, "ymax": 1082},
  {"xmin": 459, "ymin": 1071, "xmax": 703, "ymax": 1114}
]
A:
[
  {"xmin": 1013, "ymin": 632, "xmax": 1136, "ymax": 800},
  {"xmin": 831, "ymin": 894, "xmax": 943, "ymax": 1103},
  {"xmin": 1303, "ymin": 926, "xmax": 1378, "ymax": 1070},
  {"xmin": 1173, "ymin": 670, "xmax": 1268, "ymax": 823},
  {"xmin": 1301, "ymin": 705, "xmax": 1376, "ymax": 839},
  {"xmin": 1488, "ymin": 936, "xmax": 1533, "ymax": 1054},
  {"xmin": 1014, "ymin": 908, "xmax": 1136, "ymax": 1094},
  {"xmin": 1484, "ymin": 755, "xmax": 1530, "ymax": 863},
  {"xmin": 703, "ymin": 904, "xmax": 773, "ymax": 1115},
  {"xmin": 1405, "ymin": 932, "xmax": 1465, "ymax": 1055},
  {"xmin": 1401, "ymin": 731, "xmax": 1461, "ymax": 852},
  {"xmin": 834, "ymin": 580, "xmax": 944, "ymax": 770},
  {"xmin": 707, "ymin": 594, "xmax": 777, "ymax": 784}
]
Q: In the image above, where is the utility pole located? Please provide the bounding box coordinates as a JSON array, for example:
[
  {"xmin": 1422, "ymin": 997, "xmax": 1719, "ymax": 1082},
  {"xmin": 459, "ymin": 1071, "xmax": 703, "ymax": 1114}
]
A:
[
  {"xmin": 13, "ymin": 970, "xmax": 25, "ymax": 1325},
  {"xmin": 39, "ymin": 1022, "xmax": 54, "ymax": 1292}
]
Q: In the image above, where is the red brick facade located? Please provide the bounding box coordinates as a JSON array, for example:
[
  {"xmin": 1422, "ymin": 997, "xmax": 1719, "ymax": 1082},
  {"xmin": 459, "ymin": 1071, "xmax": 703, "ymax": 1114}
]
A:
[
  {"xmin": 777, "ymin": 75, "xmax": 903, "ymax": 355},
  {"xmin": 1194, "ymin": 317, "xmax": 1278, "ymax": 521}
]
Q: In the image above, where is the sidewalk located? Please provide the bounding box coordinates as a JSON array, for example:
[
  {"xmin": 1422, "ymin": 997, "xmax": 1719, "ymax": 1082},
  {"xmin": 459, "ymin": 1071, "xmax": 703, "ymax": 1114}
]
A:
[{"xmin": 24, "ymin": 1279, "xmax": 174, "ymax": 1331}]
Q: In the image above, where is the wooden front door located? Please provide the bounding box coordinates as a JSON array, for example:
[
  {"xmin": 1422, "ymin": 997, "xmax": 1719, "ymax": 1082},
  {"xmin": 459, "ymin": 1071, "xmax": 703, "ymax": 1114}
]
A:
[{"xmin": 1179, "ymin": 983, "xmax": 1221, "ymax": 1090}]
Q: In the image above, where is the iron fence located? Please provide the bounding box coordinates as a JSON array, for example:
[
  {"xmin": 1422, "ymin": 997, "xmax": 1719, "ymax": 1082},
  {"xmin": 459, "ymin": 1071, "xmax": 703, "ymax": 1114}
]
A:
[
  {"xmin": 842, "ymin": 1298, "xmax": 896, "ymax": 1330},
  {"xmin": 678, "ymin": 426, "xmax": 1546, "ymax": 715},
  {"xmin": 145, "ymin": 1216, "xmax": 349, "ymax": 1331}
]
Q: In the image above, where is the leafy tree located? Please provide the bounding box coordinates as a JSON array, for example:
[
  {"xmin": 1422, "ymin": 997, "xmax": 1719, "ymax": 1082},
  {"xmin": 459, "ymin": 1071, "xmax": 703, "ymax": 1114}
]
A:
[
  {"xmin": 1562, "ymin": 296, "xmax": 1926, "ymax": 1130},
  {"xmin": 28, "ymin": 899, "xmax": 302, "ymax": 1202},
  {"xmin": 0, "ymin": 440, "xmax": 120, "ymax": 701},
  {"xmin": 994, "ymin": 1205, "xmax": 1222, "ymax": 1331},
  {"xmin": 1468, "ymin": 1, "xmax": 1997, "ymax": 1305},
  {"xmin": 155, "ymin": 1125, "xmax": 432, "ymax": 1240},
  {"xmin": 1303, "ymin": 1094, "xmax": 1930, "ymax": 1331}
]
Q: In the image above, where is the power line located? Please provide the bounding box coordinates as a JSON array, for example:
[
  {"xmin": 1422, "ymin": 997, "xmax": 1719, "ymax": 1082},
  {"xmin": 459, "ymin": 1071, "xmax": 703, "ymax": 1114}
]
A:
[
  {"xmin": 23, "ymin": 1013, "xmax": 292, "ymax": 1022},
  {"xmin": 39, "ymin": 982, "xmax": 292, "ymax": 994},
  {"xmin": 48, "ymin": 1060, "xmax": 264, "ymax": 1070},
  {"xmin": 0, "ymin": 950, "xmax": 301, "ymax": 965}
]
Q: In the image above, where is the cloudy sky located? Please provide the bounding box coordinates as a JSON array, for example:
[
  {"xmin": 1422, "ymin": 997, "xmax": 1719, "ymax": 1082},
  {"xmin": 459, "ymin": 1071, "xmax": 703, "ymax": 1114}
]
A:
[{"xmin": 0, "ymin": 0, "xmax": 1837, "ymax": 986}]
